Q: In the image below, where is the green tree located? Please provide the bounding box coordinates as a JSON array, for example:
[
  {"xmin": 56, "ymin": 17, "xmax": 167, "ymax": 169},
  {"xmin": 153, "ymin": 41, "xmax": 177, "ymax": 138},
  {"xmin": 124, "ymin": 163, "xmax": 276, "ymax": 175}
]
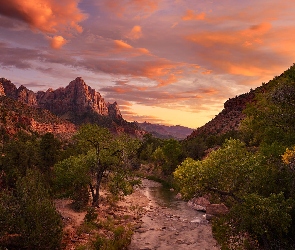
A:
[
  {"xmin": 241, "ymin": 82, "xmax": 295, "ymax": 147},
  {"xmin": 54, "ymin": 124, "xmax": 140, "ymax": 207},
  {"xmin": 0, "ymin": 169, "xmax": 63, "ymax": 249},
  {"xmin": 0, "ymin": 132, "xmax": 39, "ymax": 188},
  {"xmin": 174, "ymin": 139, "xmax": 295, "ymax": 248}
]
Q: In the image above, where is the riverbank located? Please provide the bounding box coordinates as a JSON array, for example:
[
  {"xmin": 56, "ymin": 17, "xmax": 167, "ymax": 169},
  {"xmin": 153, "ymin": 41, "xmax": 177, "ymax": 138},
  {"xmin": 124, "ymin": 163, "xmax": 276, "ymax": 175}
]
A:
[
  {"xmin": 55, "ymin": 179, "xmax": 219, "ymax": 249},
  {"xmin": 128, "ymin": 179, "xmax": 220, "ymax": 250}
]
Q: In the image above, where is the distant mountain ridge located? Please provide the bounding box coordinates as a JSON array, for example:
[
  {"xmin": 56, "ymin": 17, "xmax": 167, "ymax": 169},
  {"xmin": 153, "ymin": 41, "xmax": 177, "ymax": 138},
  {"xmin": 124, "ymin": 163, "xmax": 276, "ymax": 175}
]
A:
[
  {"xmin": 0, "ymin": 77, "xmax": 144, "ymax": 137},
  {"xmin": 138, "ymin": 122, "xmax": 193, "ymax": 140}
]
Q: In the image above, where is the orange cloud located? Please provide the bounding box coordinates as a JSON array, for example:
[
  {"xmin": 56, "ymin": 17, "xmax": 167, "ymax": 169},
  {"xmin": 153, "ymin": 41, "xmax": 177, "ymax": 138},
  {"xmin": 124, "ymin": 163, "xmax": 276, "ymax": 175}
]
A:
[
  {"xmin": 182, "ymin": 9, "xmax": 206, "ymax": 21},
  {"xmin": 103, "ymin": 0, "xmax": 159, "ymax": 18},
  {"xmin": 127, "ymin": 25, "xmax": 143, "ymax": 40},
  {"xmin": 185, "ymin": 22, "xmax": 276, "ymax": 77},
  {"xmin": 114, "ymin": 40, "xmax": 133, "ymax": 49},
  {"xmin": 49, "ymin": 35, "xmax": 67, "ymax": 49},
  {"xmin": 202, "ymin": 69, "xmax": 212, "ymax": 75},
  {"xmin": 0, "ymin": 0, "xmax": 86, "ymax": 33},
  {"xmin": 113, "ymin": 40, "xmax": 151, "ymax": 56}
]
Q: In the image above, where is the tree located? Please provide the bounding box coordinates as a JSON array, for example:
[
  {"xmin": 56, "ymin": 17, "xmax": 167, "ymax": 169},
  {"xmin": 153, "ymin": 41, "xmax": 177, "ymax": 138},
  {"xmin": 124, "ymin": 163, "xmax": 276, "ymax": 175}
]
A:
[
  {"xmin": 54, "ymin": 124, "xmax": 141, "ymax": 207},
  {"xmin": 241, "ymin": 82, "xmax": 295, "ymax": 147},
  {"xmin": 0, "ymin": 132, "xmax": 39, "ymax": 188},
  {"xmin": 0, "ymin": 169, "xmax": 63, "ymax": 249},
  {"xmin": 174, "ymin": 139, "xmax": 295, "ymax": 248}
]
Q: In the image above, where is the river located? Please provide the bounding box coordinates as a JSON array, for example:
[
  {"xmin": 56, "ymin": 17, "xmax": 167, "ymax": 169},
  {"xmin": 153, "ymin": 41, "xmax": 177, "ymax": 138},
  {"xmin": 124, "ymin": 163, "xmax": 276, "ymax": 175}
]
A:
[{"xmin": 128, "ymin": 179, "xmax": 220, "ymax": 250}]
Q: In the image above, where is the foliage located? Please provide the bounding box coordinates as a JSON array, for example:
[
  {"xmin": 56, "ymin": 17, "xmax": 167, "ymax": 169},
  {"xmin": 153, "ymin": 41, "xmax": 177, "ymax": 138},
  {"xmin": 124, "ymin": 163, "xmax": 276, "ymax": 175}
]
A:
[
  {"xmin": 152, "ymin": 139, "xmax": 184, "ymax": 175},
  {"xmin": 91, "ymin": 225, "xmax": 132, "ymax": 250},
  {"xmin": 0, "ymin": 169, "xmax": 63, "ymax": 249},
  {"xmin": 0, "ymin": 132, "xmax": 62, "ymax": 188},
  {"xmin": 174, "ymin": 138, "xmax": 295, "ymax": 248},
  {"xmin": 241, "ymin": 81, "xmax": 295, "ymax": 147},
  {"xmin": 174, "ymin": 139, "xmax": 263, "ymax": 203},
  {"xmin": 54, "ymin": 124, "xmax": 141, "ymax": 207},
  {"xmin": 173, "ymin": 158, "xmax": 202, "ymax": 199},
  {"xmin": 137, "ymin": 133, "xmax": 162, "ymax": 162}
]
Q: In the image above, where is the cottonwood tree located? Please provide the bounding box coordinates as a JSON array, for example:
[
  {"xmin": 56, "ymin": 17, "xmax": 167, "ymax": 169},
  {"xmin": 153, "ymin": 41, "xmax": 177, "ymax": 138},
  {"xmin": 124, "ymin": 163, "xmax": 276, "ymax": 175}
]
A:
[
  {"xmin": 174, "ymin": 139, "xmax": 295, "ymax": 248},
  {"xmin": 54, "ymin": 124, "xmax": 140, "ymax": 207}
]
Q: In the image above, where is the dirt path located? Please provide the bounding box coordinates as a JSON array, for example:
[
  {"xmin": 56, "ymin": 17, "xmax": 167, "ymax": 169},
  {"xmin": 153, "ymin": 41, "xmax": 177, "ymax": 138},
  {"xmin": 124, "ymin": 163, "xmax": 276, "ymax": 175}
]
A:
[{"xmin": 128, "ymin": 179, "xmax": 220, "ymax": 250}]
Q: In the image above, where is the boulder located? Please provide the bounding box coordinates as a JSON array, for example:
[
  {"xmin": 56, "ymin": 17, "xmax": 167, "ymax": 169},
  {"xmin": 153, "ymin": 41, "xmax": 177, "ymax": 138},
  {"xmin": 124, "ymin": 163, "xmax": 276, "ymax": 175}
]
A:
[
  {"xmin": 187, "ymin": 197, "xmax": 210, "ymax": 212},
  {"xmin": 206, "ymin": 203, "xmax": 229, "ymax": 215}
]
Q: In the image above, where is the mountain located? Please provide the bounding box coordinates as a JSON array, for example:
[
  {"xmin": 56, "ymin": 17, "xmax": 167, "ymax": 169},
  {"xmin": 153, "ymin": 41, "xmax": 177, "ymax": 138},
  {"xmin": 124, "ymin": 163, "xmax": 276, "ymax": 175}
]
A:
[
  {"xmin": 138, "ymin": 122, "xmax": 194, "ymax": 140},
  {"xmin": 0, "ymin": 93, "xmax": 76, "ymax": 139},
  {"xmin": 188, "ymin": 91, "xmax": 255, "ymax": 139},
  {"xmin": 187, "ymin": 64, "xmax": 295, "ymax": 140},
  {"xmin": 0, "ymin": 77, "xmax": 145, "ymax": 137}
]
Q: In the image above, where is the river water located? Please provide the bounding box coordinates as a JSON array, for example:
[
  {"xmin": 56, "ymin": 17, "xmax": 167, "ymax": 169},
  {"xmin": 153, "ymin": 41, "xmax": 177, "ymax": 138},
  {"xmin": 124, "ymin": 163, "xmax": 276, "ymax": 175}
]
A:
[
  {"xmin": 128, "ymin": 179, "xmax": 220, "ymax": 250},
  {"xmin": 142, "ymin": 180, "xmax": 204, "ymax": 221}
]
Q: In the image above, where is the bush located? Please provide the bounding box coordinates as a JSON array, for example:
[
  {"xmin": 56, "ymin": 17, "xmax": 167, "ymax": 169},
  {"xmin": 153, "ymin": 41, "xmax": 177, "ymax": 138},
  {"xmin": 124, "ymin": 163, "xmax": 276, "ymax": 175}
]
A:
[{"xmin": 0, "ymin": 169, "xmax": 63, "ymax": 249}]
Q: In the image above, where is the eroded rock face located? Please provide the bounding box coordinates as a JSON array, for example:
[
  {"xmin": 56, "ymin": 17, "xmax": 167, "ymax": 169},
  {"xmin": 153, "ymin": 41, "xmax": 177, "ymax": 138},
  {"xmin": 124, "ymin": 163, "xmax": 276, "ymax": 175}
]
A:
[
  {"xmin": 0, "ymin": 83, "xmax": 5, "ymax": 96},
  {"xmin": 0, "ymin": 78, "xmax": 37, "ymax": 105},
  {"xmin": 0, "ymin": 77, "xmax": 145, "ymax": 137},
  {"xmin": 37, "ymin": 77, "xmax": 110, "ymax": 117},
  {"xmin": 107, "ymin": 102, "xmax": 122, "ymax": 120},
  {"xmin": 188, "ymin": 91, "xmax": 256, "ymax": 139},
  {"xmin": 36, "ymin": 77, "xmax": 126, "ymax": 125},
  {"xmin": 1, "ymin": 78, "xmax": 17, "ymax": 98}
]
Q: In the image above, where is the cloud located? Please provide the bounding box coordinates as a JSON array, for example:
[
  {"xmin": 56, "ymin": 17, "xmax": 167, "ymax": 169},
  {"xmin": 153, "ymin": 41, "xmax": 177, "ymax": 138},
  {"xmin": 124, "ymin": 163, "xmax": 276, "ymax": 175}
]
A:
[
  {"xmin": 102, "ymin": 0, "xmax": 159, "ymax": 18},
  {"xmin": 182, "ymin": 9, "xmax": 206, "ymax": 21},
  {"xmin": 127, "ymin": 25, "xmax": 143, "ymax": 40},
  {"xmin": 0, "ymin": 42, "xmax": 40, "ymax": 69},
  {"xmin": 184, "ymin": 21, "xmax": 283, "ymax": 78},
  {"xmin": 0, "ymin": 0, "xmax": 86, "ymax": 48},
  {"xmin": 114, "ymin": 40, "xmax": 133, "ymax": 50},
  {"xmin": 49, "ymin": 35, "xmax": 67, "ymax": 49}
]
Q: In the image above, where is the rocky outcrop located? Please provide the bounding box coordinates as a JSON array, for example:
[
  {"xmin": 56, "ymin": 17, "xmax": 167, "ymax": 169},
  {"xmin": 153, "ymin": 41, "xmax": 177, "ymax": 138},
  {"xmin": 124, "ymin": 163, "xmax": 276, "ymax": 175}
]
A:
[
  {"xmin": 0, "ymin": 77, "xmax": 145, "ymax": 137},
  {"xmin": 0, "ymin": 83, "xmax": 5, "ymax": 96},
  {"xmin": 188, "ymin": 90, "xmax": 256, "ymax": 139},
  {"xmin": 36, "ymin": 77, "xmax": 110, "ymax": 117},
  {"xmin": 0, "ymin": 78, "xmax": 37, "ymax": 105},
  {"xmin": 0, "ymin": 95, "xmax": 76, "ymax": 138},
  {"xmin": 1, "ymin": 78, "xmax": 17, "ymax": 98},
  {"xmin": 107, "ymin": 102, "xmax": 122, "ymax": 120},
  {"xmin": 206, "ymin": 203, "xmax": 229, "ymax": 216},
  {"xmin": 187, "ymin": 196, "xmax": 211, "ymax": 212}
]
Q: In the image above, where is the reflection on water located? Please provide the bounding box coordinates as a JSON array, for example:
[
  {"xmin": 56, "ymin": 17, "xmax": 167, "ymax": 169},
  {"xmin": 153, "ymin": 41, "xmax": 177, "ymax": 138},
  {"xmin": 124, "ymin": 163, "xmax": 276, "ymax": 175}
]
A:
[{"xmin": 146, "ymin": 184, "xmax": 204, "ymax": 221}]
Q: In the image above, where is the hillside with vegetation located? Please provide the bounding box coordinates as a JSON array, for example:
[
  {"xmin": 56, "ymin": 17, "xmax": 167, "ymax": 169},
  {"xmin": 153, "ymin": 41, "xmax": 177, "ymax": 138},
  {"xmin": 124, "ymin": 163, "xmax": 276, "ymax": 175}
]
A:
[
  {"xmin": 174, "ymin": 64, "xmax": 295, "ymax": 249},
  {"xmin": 2, "ymin": 64, "xmax": 295, "ymax": 249}
]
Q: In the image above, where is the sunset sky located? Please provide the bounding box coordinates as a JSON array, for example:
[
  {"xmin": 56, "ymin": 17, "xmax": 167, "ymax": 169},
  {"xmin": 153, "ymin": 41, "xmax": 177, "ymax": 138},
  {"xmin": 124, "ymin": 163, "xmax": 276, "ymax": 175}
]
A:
[{"xmin": 1, "ymin": 0, "xmax": 295, "ymax": 128}]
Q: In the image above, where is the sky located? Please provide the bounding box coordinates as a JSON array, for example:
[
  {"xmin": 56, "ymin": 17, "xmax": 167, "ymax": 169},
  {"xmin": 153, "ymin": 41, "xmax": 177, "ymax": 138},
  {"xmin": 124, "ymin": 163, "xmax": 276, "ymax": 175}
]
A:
[{"xmin": 1, "ymin": 0, "xmax": 295, "ymax": 129}]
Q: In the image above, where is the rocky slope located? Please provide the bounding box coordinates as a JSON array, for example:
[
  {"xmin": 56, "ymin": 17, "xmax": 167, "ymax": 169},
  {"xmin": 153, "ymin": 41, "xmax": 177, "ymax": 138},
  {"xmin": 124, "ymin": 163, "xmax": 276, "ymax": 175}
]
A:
[
  {"xmin": 188, "ymin": 91, "xmax": 255, "ymax": 139},
  {"xmin": 0, "ymin": 95, "xmax": 76, "ymax": 138},
  {"xmin": 188, "ymin": 64, "xmax": 295, "ymax": 140},
  {"xmin": 0, "ymin": 77, "xmax": 144, "ymax": 137}
]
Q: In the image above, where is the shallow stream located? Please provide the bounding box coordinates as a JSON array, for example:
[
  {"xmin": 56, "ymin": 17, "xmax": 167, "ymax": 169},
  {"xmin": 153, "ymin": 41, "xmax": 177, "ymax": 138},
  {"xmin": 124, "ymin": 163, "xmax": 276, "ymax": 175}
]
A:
[{"xmin": 128, "ymin": 179, "xmax": 220, "ymax": 250}]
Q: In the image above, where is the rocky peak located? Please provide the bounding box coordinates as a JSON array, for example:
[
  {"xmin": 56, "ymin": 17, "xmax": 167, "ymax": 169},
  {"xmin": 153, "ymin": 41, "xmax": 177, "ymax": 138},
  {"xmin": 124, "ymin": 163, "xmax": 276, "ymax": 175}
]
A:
[
  {"xmin": 107, "ymin": 102, "xmax": 122, "ymax": 120},
  {"xmin": 1, "ymin": 78, "xmax": 17, "ymax": 99},
  {"xmin": 36, "ymin": 77, "xmax": 110, "ymax": 118},
  {"xmin": 17, "ymin": 85, "xmax": 37, "ymax": 106},
  {"xmin": 0, "ymin": 78, "xmax": 37, "ymax": 105}
]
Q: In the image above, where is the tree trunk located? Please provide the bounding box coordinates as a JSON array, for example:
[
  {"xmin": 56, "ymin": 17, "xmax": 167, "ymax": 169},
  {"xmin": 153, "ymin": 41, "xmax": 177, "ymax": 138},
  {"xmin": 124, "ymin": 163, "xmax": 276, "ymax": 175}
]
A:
[{"xmin": 92, "ymin": 170, "xmax": 104, "ymax": 207}]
